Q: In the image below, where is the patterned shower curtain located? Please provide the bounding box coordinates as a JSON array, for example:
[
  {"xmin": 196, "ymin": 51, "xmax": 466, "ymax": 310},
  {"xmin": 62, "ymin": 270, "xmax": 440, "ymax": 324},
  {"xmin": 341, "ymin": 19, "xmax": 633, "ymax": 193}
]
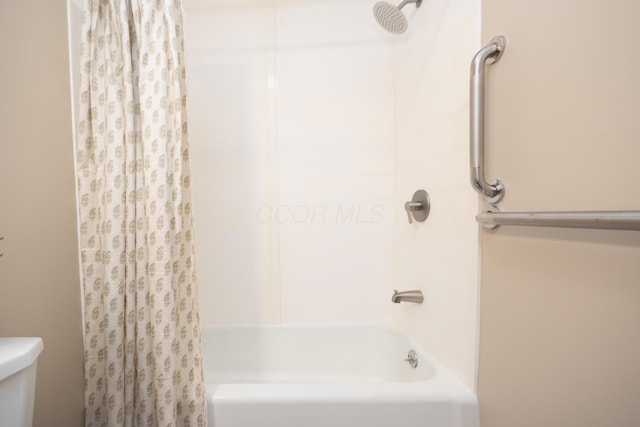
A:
[{"xmin": 76, "ymin": 0, "xmax": 206, "ymax": 425}]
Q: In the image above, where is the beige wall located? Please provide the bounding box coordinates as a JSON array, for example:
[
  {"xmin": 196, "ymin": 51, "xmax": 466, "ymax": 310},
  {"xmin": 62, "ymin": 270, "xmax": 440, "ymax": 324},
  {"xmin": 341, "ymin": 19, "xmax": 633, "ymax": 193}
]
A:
[
  {"xmin": 478, "ymin": 1, "xmax": 640, "ymax": 426},
  {"xmin": 0, "ymin": 2, "xmax": 84, "ymax": 427}
]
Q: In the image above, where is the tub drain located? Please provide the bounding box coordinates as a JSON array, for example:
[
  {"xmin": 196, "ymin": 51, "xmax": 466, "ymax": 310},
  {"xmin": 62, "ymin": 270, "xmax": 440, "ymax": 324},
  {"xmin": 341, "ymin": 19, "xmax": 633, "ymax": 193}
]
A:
[{"xmin": 405, "ymin": 349, "xmax": 418, "ymax": 368}]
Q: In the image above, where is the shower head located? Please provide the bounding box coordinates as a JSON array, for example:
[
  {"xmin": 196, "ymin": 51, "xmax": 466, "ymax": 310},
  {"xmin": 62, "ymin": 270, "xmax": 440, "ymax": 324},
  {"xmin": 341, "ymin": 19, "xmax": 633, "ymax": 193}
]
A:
[{"xmin": 372, "ymin": 0, "xmax": 422, "ymax": 34}]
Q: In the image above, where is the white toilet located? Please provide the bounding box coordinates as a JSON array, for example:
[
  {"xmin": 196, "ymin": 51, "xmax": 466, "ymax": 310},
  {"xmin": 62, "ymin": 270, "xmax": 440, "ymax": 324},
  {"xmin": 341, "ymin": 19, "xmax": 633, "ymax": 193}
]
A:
[{"xmin": 0, "ymin": 338, "xmax": 44, "ymax": 427}]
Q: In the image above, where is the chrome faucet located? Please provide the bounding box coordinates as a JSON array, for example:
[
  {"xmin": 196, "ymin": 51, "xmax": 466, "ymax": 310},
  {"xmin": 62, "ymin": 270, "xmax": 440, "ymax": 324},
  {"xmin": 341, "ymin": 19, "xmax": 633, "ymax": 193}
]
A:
[{"xmin": 391, "ymin": 289, "xmax": 424, "ymax": 304}]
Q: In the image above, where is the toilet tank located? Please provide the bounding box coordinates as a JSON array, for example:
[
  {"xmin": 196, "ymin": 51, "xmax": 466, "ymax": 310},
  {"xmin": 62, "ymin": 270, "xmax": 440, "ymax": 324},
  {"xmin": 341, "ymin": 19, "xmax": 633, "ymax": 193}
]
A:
[{"xmin": 0, "ymin": 338, "xmax": 44, "ymax": 427}]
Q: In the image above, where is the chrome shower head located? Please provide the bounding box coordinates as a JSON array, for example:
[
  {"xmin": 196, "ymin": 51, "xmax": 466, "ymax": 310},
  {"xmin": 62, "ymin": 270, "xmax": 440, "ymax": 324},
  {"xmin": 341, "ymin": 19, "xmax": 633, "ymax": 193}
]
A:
[{"xmin": 372, "ymin": 0, "xmax": 422, "ymax": 34}]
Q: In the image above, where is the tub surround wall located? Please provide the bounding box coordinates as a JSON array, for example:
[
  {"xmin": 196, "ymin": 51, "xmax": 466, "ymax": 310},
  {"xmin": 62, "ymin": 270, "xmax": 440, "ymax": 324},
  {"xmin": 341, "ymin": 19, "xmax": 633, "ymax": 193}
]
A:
[
  {"xmin": 0, "ymin": 2, "xmax": 84, "ymax": 426},
  {"xmin": 184, "ymin": 0, "xmax": 395, "ymax": 325},
  {"xmin": 185, "ymin": 0, "xmax": 275, "ymax": 325},
  {"xmin": 274, "ymin": 1, "xmax": 395, "ymax": 324},
  {"xmin": 184, "ymin": 0, "xmax": 480, "ymax": 391},
  {"xmin": 391, "ymin": 0, "xmax": 480, "ymax": 390}
]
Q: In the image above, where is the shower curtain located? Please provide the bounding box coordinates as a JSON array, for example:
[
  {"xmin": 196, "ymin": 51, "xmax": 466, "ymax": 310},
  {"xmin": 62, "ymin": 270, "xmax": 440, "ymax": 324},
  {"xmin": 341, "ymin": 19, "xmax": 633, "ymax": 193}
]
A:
[{"xmin": 76, "ymin": 0, "xmax": 206, "ymax": 425}]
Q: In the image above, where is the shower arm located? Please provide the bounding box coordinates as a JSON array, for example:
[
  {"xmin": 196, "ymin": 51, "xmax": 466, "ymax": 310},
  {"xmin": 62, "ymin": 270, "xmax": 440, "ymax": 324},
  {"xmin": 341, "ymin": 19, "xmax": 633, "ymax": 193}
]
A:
[
  {"xmin": 397, "ymin": 0, "xmax": 422, "ymax": 10},
  {"xmin": 470, "ymin": 36, "xmax": 506, "ymax": 203}
]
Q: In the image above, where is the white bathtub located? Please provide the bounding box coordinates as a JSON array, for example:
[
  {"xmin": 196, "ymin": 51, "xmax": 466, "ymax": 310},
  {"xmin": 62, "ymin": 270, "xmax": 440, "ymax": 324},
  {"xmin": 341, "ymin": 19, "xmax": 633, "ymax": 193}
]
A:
[{"xmin": 201, "ymin": 322, "xmax": 479, "ymax": 427}]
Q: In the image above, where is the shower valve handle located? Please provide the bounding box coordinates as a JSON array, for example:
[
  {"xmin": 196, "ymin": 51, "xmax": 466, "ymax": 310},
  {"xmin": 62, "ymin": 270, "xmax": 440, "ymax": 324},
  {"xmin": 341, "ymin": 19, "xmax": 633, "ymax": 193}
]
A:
[
  {"xmin": 404, "ymin": 190, "xmax": 431, "ymax": 224},
  {"xmin": 404, "ymin": 201, "xmax": 422, "ymax": 224}
]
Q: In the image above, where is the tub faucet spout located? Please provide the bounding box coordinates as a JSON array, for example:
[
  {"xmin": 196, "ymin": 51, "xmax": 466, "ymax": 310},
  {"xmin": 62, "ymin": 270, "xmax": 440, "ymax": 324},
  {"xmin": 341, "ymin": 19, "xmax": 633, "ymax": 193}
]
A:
[{"xmin": 391, "ymin": 289, "xmax": 424, "ymax": 304}]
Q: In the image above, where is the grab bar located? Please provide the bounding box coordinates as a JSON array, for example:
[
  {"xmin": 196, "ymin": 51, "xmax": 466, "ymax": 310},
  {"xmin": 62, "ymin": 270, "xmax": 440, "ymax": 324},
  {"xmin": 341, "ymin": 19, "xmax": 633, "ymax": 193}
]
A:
[
  {"xmin": 470, "ymin": 37, "xmax": 640, "ymax": 231},
  {"xmin": 470, "ymin": 36, "xmax": 506, "ymax": 203},
  {"xmin": 477, "ymin": 208, "xmax": 640, "ymax": 231}
]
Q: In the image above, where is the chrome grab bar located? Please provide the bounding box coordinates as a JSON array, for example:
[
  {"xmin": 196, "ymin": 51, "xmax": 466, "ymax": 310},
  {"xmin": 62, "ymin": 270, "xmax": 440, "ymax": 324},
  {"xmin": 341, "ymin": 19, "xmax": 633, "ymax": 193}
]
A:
[
  {"xmin": 477, "ymin": 207, "xmax": 640, "ymax": 231},
  {"xmin": 470, "ymin": 36, "xmax": 506, "ymax": 203}
]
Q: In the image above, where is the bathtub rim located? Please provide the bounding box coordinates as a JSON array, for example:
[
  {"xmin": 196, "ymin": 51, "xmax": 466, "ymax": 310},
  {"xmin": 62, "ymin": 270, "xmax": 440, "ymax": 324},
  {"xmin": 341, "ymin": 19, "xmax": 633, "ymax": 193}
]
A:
[{"xmin": 201, "ymin": 320, "xmax": 477, "ymax": 406}]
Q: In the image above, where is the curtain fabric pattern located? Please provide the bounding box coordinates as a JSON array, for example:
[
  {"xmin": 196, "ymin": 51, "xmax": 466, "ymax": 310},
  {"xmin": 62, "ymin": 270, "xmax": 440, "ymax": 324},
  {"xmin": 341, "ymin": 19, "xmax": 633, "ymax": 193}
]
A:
[{"xmin": 77, "ymin": 1, "xmax": 206, "ymax": 425}]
